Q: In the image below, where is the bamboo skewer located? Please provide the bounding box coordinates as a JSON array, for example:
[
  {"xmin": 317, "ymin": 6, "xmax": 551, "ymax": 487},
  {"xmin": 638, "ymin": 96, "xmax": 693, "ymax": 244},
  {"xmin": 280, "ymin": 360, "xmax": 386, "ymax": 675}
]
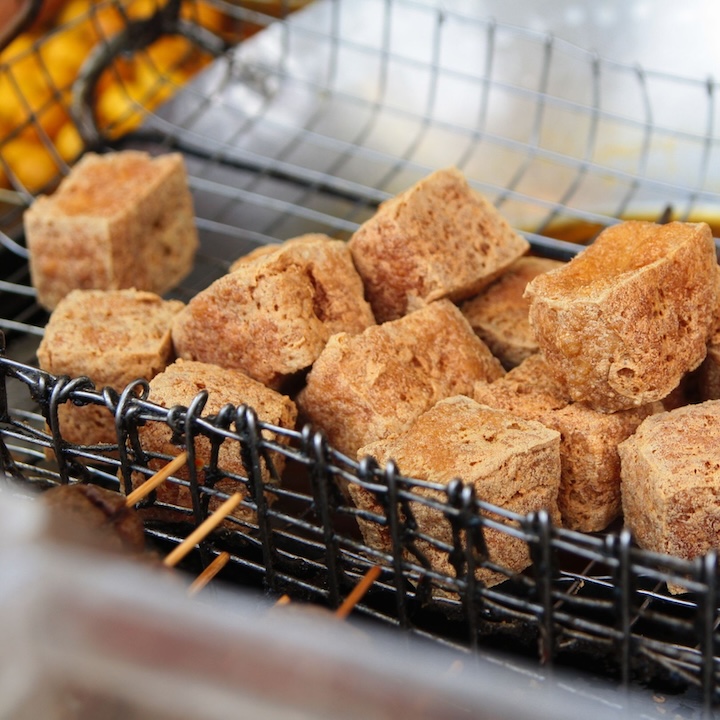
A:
[
  {"xmin": 124, "ymin": 455, "xmax": 379, "ymax": 601},
  {"xmin": 163, "ymin": 492, "xmax": 244, "ymax": 568},
  {"xmin": 116, "ymin": 451, "xmax": 235, "ymax": 593},
  {"xmin": 271, "ymin": 565, "xmax": 382, "ymax": 617},
  {"xmin": 125, "ymin": 451, "xmax": 189, "ymax": 507},
  {"xmin": 187, "ymin": 551, "xmax": 231, "ymax": 597},
  {"xmin": 335, "ymin": 565, "xmax": 382, "ymax": 619}
]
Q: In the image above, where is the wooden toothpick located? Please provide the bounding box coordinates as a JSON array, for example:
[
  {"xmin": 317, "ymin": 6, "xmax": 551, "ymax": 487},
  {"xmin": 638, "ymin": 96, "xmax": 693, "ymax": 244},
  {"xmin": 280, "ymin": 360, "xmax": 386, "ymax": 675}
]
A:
[
  {"xmin": 187, "ymin": 551, "xmax": 231, "ymax": 597},
  {"xmin": 163, "ymin": 492, "xmax": 243, "ymax": 568},
  {"xmin": 271, "ymin": 566, "xmax": 381, "ymax": 618},
  {"xmin": 125, "ymin": 451, "xmax": 189, "ymax": 507},
  {"xmin": 334, "ymin": 565, "xmax": 382, "ymax": 620}
]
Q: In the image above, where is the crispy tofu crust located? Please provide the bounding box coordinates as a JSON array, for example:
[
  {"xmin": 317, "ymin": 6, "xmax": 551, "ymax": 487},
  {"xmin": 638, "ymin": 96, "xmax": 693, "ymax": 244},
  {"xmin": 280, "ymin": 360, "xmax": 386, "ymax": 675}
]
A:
[
  {"xmin": 619, "ymin": 400, "xmax": 720, "ymax": 563},
  {"xmin": 128, "ymin": 359, "xmax": 297, "ymax": 525},
  {"xmin": 473, "ymin": 354, "xmax": 659, "ymax": 532},
  {"xmin": 25, "ymin": 151, "xmax": 198, "ymax": 310},
  {"xmin": 525, "ymin": 221, "xmax": 718, "ymax": 412},
  {"xmin": 37, "ymin": 288, "xmax": 184, "ymax": 446},
  {"xmin": 349, "ymin": 167, "xmax": 529, "ymax": 322},
  {"xmin": 461, "ymin": 256, "xmax": 565, "ymax": 369},
  {"xmin": 173, "ymin": 234, "xmax": 375, "ymax": 390},
  {"xmin": 297, "ymin": 299, "xmax": 505, "ymax": 458},
  {"xmin": 350, "ymin": 395, "xmax": 561, "ymax": 589}
]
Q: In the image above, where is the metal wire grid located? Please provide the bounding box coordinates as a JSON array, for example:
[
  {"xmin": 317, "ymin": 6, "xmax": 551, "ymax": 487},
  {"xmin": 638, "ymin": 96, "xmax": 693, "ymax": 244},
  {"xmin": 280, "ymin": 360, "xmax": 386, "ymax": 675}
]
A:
[
  {"xmin": 2, "ymin": 349, "xmax": 720, "ymax": 707},
  {"xmin": 135, "ymin": 0, "xmax": 720, "ymax": 250},
  {"xmin": 0, "ymin": 0, "xmax": 720, "ymax": 710},
  {"xmin": 0, "ymin": 1, "xmax": 305, "ymax": 255},
  {"xmin": 5, "ymin": 0, "xmax": 720, "ymax": 331}
]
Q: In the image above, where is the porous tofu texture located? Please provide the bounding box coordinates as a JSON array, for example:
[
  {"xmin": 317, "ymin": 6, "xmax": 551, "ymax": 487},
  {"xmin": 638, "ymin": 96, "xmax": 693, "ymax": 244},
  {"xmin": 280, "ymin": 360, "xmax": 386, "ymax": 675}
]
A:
[
  {"xmin": 37, "ymin": 288, "xmax": 184, "ymax": 389},
  {"xmin": 349, "ymin": 167, "xmax": 529, "ymax": 322},
  {"xmin": 25, "ymin": 151, "xmax": 198, "ymax": 310},
  {"xmin": 127, "ymin": 359, "xmax": 297, "ymax": 526},
  {"xmin": 525, "ymin": 221, "xmax": 718, "ymax": 412},
  {"xmin": 619, "ymin": 400, "xmax": 720, "ymax": 561},
  {"xmin": 172, "ymin": 234, "xmax": 375, "ymax": 390},
  {"xmin": 350, "ymin": 395, "xmax": 561, "ymax": 589},
  {"xmin": 36, "ymin": 288, "xmax": 184, "ymax": 446},
  {"xmin": 473, "ymin": 353, "xmax": 660, "ymax": 532},
  {"xmin": 297, "ymin": 300, "xmax": 505, "ymax": 458},
  {"xmin": 461, "ymin": 256, "xmax": 565, "ymax": 370}
]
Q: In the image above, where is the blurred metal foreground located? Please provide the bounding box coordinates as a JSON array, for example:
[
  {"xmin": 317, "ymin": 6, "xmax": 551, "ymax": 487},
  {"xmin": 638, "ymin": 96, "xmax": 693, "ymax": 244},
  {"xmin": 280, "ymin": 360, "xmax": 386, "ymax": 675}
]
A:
[{"xmin": 0, "ymin": 489, "xmax": 695, "ymax": 720}]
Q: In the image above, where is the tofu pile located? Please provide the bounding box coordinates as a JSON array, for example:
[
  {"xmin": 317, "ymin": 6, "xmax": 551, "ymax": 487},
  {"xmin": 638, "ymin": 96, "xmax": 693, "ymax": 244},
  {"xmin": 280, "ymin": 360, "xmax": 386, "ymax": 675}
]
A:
[{"xmin": 31, "ymin": 156, "xmax": 720, "ymax": 590}]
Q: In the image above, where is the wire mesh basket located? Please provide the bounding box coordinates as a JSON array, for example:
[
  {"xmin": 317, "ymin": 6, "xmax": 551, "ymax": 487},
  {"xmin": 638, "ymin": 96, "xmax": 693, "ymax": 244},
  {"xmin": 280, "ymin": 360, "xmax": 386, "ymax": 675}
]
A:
[{"xmin": 2, "ymin": 0, "xmax": 720, "ymax": 713}]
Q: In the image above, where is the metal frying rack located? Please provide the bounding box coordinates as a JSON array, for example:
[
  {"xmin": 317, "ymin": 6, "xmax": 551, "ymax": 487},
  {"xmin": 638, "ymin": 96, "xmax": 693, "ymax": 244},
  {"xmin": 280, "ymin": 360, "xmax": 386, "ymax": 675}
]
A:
[{"xmin": 1, "ymin": 0, "xmax": 720, "ymax": 713}]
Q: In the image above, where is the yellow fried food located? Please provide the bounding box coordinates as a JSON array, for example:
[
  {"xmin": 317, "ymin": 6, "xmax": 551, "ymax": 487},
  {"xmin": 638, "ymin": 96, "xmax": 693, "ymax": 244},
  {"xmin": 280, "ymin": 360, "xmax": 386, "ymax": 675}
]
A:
[
  {"xmin": 2, "ymin": 134, "xmax": 59, "ymax": 191},
  {"xmin": 0, "ymin": 0, "xmax": 231, "ymax": 188},
  {"xmin": 55, "ymin": 121, "xmax": 84, "ymax": 161}
]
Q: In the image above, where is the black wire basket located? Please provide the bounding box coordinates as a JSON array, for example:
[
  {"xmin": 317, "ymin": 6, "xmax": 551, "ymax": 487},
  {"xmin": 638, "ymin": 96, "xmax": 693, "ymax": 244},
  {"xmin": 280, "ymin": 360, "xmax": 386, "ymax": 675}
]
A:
[{"xmin": 2, "ymin": 0, "xmax": 720, "ymax": 713}]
